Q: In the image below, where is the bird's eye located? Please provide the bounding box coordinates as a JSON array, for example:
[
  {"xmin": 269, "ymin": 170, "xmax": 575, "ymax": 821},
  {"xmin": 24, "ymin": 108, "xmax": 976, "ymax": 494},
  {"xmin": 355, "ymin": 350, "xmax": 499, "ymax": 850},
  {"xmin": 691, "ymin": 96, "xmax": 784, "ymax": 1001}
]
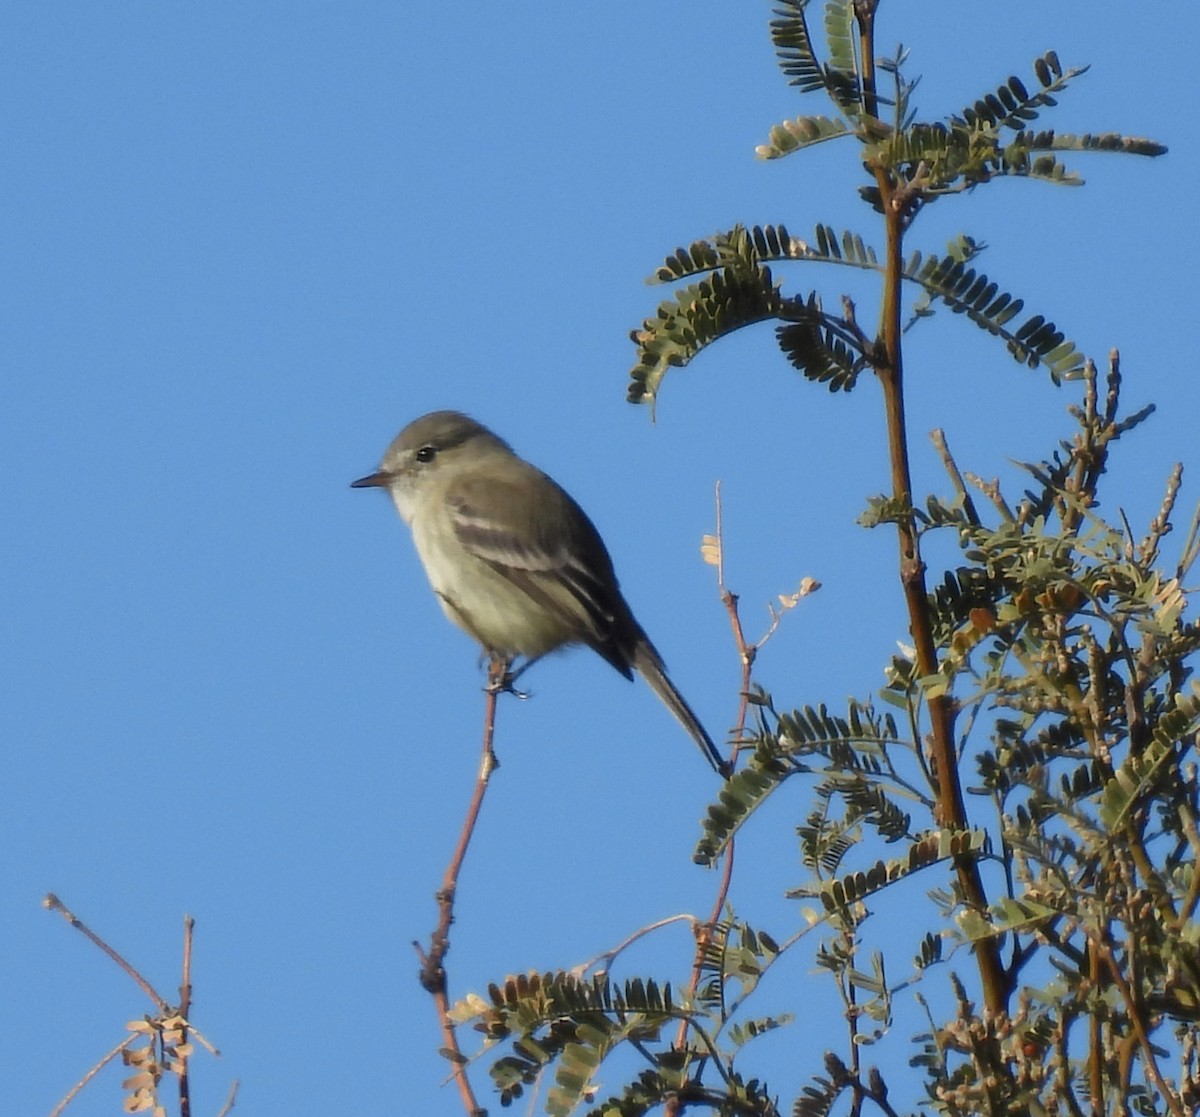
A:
[{"xmin": 415, "ymin": 444, "xmax": 437, "ymax": 464}]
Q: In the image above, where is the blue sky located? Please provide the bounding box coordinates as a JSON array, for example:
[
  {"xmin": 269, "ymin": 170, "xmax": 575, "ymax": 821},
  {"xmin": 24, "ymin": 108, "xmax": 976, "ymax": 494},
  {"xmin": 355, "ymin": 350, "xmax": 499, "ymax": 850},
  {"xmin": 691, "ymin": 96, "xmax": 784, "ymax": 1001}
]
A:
[{"xmin": 5, "ymin": 4, "xmax": 1197, "ymax": 1114}]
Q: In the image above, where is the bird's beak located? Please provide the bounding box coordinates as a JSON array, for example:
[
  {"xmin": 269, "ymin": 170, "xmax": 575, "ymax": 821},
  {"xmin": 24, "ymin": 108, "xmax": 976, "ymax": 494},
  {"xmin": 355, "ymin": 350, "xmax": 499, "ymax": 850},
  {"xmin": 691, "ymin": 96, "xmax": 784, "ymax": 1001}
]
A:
[{"xmin": 350, "ymin": 470, "xmax": 392, "ymax": 489}]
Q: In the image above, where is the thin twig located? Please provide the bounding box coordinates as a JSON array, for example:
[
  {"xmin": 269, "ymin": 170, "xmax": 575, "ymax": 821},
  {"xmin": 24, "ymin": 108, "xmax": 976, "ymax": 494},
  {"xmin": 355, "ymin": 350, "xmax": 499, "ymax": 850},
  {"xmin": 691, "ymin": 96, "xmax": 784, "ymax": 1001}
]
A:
[
  {"xmin": 576, "ymin": 915, "xmax": 699, "ymax": 977},
  {"xmin": 1176, "ymin": 500, "xmax": 1200, "ymax": 581},
  {"xmin": 214, "ymin": 1080, "xmax": 240, "ymax": 1117},
  {"xmin": 672, "ymin": 835, "xmax": 737, "ymax": 1061},
  {"xmin": 965, "ymin": 471, "xmax": 1016, "ymax": 523},
  {"xmin": 47, "ymin": 1035, "xmax": 138, "ymax": 1117},
  {"xmin": 414, "ymin": 657, "xmax": 503, "ymax": 1117},
  {"xmin": 1174, "ymin": 803, "xmax": 1200, "ymax": 929},
  {"xmin": 43, "ymin": 894, "xmax": 169, "ymax": 1012},
  {"xmin": 1056, "ymin": 1008, "xmax": 1085, "ymax": 1117},
  {"xmin": 712, "ymin": 480, "xmax": 726, "ymax": 589},
  {"xmin": 850, "ymin": 1068, "xmax": 902, "ymax": 1117},
  {"xmin": 1138, "ymin": 463, "xmax": 1184, "ymax": 568},
  {"xmin": 931, "ymin": 429, "xmax": 980, "ymax": 527},
  {"xmin": 178, "ymin": 915, "xmax": 195, "ymax": 1117},
  {"xmin": 664, "ymin": 487, "xmax": 759, "ymax": 1117},
  {"xmin": 844, "ymin": 931, "xmax": 863, "ymax": 1117},
  {"xmin": 1094, "ymin": 937, "xmax": 1186, "ymax": 1117},
  {"xmin": 1087, "ymin": 939, "xmax": 1104, "ymax": 1115}
]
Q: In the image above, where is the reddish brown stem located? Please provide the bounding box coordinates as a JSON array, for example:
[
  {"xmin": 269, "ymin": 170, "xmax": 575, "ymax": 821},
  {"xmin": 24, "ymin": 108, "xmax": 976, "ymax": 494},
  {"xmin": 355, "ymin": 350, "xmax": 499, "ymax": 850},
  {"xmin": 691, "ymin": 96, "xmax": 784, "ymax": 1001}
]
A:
[
  {"xmin": 669, "ymin": 583, "xmax": 756, "ymax": 1104},
  {"xmin": 415, "ymin": 658, "xmax": 503, "ymax": 1117},
  {"xmin": 872, "ymin": 180, "xmax": 1008, "ymax": 1014},
  {"xmin": 1096, "ymin": 938, "xmax": 1185, "ymax": 1117}
]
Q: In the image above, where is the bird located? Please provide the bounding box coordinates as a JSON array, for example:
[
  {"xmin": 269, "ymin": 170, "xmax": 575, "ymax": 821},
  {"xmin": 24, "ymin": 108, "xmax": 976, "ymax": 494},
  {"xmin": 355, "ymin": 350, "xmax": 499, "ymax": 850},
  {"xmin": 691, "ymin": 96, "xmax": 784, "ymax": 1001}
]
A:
[{"xmin": 352, "ymin": 410, "xmax": 728, "ymax": 776}]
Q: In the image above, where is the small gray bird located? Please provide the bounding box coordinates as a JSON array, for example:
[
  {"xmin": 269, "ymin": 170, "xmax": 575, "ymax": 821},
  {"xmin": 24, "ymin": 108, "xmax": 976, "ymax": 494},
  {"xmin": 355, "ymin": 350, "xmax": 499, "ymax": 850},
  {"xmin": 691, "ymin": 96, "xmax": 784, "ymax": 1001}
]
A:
[{"xmin": 352, "ymin": 411, "xmax": 728, "ymax": 775}]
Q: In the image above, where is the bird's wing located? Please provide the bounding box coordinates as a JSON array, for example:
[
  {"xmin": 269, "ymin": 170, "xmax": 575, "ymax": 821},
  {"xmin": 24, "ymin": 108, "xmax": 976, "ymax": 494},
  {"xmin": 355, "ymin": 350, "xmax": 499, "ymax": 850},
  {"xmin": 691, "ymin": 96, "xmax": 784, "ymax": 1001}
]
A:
[{"xmin": 444, "ymin": 470, "xmax": 632, "ymax": 670}]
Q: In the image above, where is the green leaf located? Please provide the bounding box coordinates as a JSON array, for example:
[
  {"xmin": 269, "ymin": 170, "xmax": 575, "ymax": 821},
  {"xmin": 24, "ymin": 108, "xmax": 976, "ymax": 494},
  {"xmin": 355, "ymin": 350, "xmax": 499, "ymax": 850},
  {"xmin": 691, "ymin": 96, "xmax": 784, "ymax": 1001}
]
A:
[
  {"xmin": 727, "ymin": 1014, "xmax": 795, "ymax": 1051},
  {"xmin": 696, "ymin": 701, "xmax": 905, "ymax": 864},
  {"xmin": 628, "ymin": 265, "xmax": 782, "ymax": 405},
  {"xmin": 551, "ymin": 1040, "xmax": 605, "ymax": 1117},
  {"xmin": 755, "ymin": 114, "xmax": 854, "ymax": 159},
  {"xmin": 1100, "ymin": 691, "xmax": 1200, "ymax": 828},
  {"xmin": 822, "ymin": 0, "xmax": 861, "ymax": 112},
  {"xmin": 957, "ymin": 895, "xmax": 1059, "ymax": 942},
  {"xmin": 794, "ymin": 1070, "xmax": 843, "ymax": 1117},
  {"xmin": 995, "ymin": 129, "xmax": 1168, "ymax": 186},
  {"xmin": 648, "ymin": 224, "xmax": 808, "ymax": 284},
  {"xmin": 903, "ymin": 249, "xmax": 1085, "ymax": 382},
  {"xmin": 587, "ymin": 1069, "xmax": 682, "ymax": 1117},
  {"xmin": 1013, "ymin": 128, "xmax": 1166, "ymax": 158},
  {"xmin": 483, "ymin": 973, "xmax": 688, "ymax": 1116},
  {"xmin": 914, "ymin": 931, "xmax": 944, "ymax": 971},
  {"xmin": 768, "ymin": 0, "xmax": 824, "ymax": 93},
  {"xmin": 647, "ymin": 237, "xmax": 721, "ymax": 284},
  {"xmin": 863, "ymin": 53, "xmax": 1163, "ymax": 200},
  {"xmin": 775, "ymin": 294, "xmax": 864, "ymax": 391},
  {"xmin": 767, "ymin": 0, "xmax": 859, "ymax": 113},
  {"xmin": 694, "ymin": 743, "xmax": 802, "ymax": 866},
  {"xmin": 952, "ymin": 51, "xmax": 1089, "ymax": 133},
  {"xmin": 811, "ymin": 829, "xmax": 988, "ymax": 913},
  {"xmin": 802, "ymin": 223, "xmax": 881, "ymax": 270}
]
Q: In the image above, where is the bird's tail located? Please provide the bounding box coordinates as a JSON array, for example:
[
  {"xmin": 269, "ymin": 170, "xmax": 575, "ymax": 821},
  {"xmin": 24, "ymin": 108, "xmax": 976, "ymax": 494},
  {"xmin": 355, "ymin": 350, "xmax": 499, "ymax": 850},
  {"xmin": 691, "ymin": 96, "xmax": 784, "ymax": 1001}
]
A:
[{"xmin": 632, "ymin": 641, "xmax": 731, "ymax": 777}]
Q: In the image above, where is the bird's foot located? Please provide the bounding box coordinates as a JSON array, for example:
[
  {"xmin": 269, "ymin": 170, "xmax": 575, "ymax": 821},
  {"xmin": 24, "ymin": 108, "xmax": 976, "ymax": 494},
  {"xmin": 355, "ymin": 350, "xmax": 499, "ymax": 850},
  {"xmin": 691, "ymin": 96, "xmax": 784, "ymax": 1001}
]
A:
[
  {"xmin": 487, "ymin": 671, "xmax": 530, "ymax": 700},
  {"xmin": 485, "ymin": 656, "xmax": 532, "ymax": 700}
]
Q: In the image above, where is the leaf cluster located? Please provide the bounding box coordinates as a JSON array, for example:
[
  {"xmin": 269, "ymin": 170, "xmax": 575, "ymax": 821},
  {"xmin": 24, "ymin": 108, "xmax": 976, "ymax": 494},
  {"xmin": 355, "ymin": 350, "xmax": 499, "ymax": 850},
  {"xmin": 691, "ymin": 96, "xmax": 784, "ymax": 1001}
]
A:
[
  {"xmin": 628, "ymin": 8, "xmax": 1162, "ymax": 407},
  {"xmin": 455, "ymin": 8, "xmax": 1194, "ymax": 1117},
  {"xmin": 472, "ymin": 971, "xmax": 683, "ymax": 1115},
  {"xmin": 465, "ymin": 367, "xmax": 1200, "ymax": 1114},
  {"xmin": 463, "ymin": 965, "xmax": 786, "ymax": 1117}
]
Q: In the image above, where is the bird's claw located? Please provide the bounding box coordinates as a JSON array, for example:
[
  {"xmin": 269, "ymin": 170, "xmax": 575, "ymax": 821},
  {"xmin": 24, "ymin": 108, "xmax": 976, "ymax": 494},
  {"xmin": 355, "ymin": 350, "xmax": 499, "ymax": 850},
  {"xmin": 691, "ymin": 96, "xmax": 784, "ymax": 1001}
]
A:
[{"xmin": 486, "ymin": 671, "xmax": 530, "ymax": 700}]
